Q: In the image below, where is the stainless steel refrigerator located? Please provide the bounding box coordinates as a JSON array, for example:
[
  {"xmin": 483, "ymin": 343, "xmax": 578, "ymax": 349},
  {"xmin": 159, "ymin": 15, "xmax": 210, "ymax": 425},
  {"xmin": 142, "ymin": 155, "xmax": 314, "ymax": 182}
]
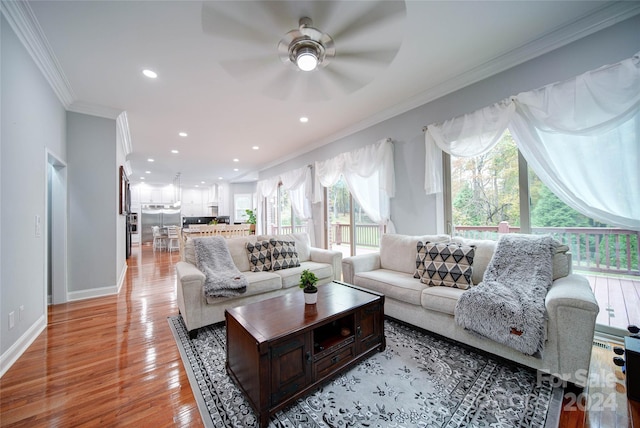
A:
[{"xmin": 140, "ymin": 205, "xmax": 181, "ymax": 244}]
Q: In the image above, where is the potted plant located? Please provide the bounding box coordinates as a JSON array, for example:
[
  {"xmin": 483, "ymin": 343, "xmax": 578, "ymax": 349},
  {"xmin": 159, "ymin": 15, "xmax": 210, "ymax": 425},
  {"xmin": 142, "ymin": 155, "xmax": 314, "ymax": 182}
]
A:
[
  {"xmin": 245, "ymin": 209, "xmax": 256, "ymax": 234},
  {"xmin": 299, "ymin": 269, "xmax": 319, "ymax": 304}
]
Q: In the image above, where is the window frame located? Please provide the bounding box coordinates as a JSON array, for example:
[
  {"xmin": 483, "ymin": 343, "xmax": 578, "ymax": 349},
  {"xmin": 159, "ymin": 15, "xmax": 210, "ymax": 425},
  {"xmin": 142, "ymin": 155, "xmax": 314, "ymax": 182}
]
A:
[{"xmin": 442, "ymin": 132, "xmax": 532, "ymax": 237}]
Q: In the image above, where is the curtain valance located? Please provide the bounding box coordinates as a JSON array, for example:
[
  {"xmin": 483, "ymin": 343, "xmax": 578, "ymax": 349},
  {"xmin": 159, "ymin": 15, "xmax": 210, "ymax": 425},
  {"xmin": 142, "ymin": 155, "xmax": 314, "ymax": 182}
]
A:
[
  {"xmin": 424, "ymin": 51, "xmax": 640, "ymax": 229},
  {"xmin": 314, "ymin": 138, "xmax": 395, "ymax": 232}
]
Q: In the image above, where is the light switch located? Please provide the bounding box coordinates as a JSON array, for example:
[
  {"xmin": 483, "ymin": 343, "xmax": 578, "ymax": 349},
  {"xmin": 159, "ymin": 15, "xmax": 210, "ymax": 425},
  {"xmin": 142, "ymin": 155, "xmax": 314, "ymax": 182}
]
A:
[{"xmin": 35, "ymin": 215, "xmax": 41, "ymax": 237}]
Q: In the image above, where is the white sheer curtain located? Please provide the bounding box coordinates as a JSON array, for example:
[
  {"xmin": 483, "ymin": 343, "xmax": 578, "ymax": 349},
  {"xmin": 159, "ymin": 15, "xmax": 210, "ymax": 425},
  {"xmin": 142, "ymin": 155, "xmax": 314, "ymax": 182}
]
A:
[
  {"xmin": 314, "ymin": 139, "xmax": 396, "ymax": 233},
  {"xmin": 281, "ymin": 166, "xmax": 315, "ymax": 245},
  {"xmin": 255, "ymin": 176, "xmax": 280, "ymax": 235},
  {"xmin": 424, "ymin": 100, "xmax": 515, "ymax": 194},
  {"xmin": 256, "ymin": 166, "xmax": 315, "ymax": 241},
  {"xmin": 424, "ymin": 51, "xmax": 640, "ymax": 230}
]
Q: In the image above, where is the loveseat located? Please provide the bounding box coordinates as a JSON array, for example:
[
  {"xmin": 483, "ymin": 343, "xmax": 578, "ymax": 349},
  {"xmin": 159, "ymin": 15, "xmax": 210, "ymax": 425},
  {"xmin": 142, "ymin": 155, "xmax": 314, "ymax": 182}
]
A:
[
  {"xmin": 176, "ymin": 232, "xmax": 342, "ymax": 337},
  {"xmin": 342, "ymin": 233, "xmax": 599, "ymax": 388}
]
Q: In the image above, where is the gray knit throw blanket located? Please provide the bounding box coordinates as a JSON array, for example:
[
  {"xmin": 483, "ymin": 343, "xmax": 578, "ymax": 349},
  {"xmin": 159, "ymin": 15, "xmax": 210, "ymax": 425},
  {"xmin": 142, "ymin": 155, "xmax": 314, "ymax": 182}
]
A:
[
  {"xmin": 193, "ymin": 237, "xmax": 248, "ymax": 298},
  {"xmin": 454, "ymin": 234, "xmax": 558, "ymax": 356}
]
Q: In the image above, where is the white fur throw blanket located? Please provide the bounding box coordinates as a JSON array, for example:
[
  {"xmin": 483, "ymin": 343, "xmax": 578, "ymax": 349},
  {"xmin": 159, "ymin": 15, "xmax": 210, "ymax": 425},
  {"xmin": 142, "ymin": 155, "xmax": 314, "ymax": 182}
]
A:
[
  {"xmin": 454, "ymin": 234, "xmax": 558, "ymax": 356},
  {"xmin": 193, "ymin": 237, "xmax": 248, "ymax": 298}
]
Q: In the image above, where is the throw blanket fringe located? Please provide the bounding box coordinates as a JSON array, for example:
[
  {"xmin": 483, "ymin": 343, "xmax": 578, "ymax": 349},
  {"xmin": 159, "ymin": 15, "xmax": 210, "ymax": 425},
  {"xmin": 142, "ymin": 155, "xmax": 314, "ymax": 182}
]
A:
[
  {"xmin": 194, "ymin": 237, "xmax": 248, "ymax": 298},
  {"xmin": 454, "ymin": 234, "xmax": 557, "ymax": 356}
]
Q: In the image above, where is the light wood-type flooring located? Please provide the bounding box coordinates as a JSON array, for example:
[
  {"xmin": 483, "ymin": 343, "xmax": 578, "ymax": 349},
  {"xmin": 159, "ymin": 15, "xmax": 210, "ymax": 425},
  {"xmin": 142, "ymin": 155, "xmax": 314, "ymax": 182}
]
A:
[{"xmin": 0, "ymin": 244, "xmax": 638, "ymax": 427}]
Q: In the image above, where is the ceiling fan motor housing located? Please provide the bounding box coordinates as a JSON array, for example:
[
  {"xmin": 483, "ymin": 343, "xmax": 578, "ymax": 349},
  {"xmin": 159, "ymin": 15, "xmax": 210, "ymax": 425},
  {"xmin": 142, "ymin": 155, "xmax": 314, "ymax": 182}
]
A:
[{"xmin": 279, "ymin": 17, "xmax": 335, "ymax": 70}]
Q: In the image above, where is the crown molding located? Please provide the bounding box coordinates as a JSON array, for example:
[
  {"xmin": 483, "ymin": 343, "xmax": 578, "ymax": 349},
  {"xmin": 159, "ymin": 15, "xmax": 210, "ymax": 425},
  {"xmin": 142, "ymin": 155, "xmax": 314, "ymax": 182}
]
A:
[
  {"xmin": 1, "ymin": 0, "xmax": 75, "ymax": 107},
  {"xmin": 116, "ymin": 111, "xmax": 133, "ymax": 156},
  {"xmin": 391, "ymin": 1, "xmax": 640, "ymax": 119},
  {"xmin": 258, "ymin": 1, "xmax": 640, "ymax": 176},
  {"xmin": 68, "ymin": 101, "xmax": 122, "ymax": 120}
]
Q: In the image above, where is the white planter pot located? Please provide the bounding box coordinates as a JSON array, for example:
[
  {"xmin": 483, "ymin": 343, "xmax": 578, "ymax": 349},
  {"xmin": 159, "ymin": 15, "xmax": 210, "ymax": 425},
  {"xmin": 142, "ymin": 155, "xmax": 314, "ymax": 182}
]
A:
[{"xmin": 304, "ymin": 291, "xmax": 318, "ymax": 305}]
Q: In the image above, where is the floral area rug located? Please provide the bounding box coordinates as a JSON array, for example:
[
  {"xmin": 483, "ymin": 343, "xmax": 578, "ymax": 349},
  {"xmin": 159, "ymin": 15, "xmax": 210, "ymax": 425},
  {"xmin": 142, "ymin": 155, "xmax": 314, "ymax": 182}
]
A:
[{"xmin": 167, "ymin": 316, "xmax": 562, "ymax": 428}]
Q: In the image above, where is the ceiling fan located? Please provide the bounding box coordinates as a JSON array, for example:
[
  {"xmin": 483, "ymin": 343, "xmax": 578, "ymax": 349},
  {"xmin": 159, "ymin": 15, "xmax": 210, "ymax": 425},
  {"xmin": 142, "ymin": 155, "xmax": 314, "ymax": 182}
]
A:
[{"xmin": 201, "ymin": 1, "xmax": 406, "ymax": 101}]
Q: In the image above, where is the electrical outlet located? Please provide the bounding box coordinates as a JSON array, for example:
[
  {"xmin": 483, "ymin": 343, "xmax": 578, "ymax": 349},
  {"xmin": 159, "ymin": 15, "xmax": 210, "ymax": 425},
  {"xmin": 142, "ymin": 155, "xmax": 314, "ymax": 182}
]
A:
[
  {"xmin": 9, "ymin": 312, "xmax": 15, "ymax": 329},
  {"xmin": 19, "ymin": 305, "xmax": 24, "ymax": 321}
]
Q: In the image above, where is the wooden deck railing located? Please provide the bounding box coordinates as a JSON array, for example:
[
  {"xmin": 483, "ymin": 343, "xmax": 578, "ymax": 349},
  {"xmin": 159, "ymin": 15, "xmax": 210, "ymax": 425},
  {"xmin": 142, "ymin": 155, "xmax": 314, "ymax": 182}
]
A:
[
  {"xmin": 269, "ymin": 225, "xmax": 308, "ymax": 235},
  {"xmin": 455, "ymin": 223, "xmax": 640, "ymax": 276},
  {"xmin": 331, "ymin": 223, "xmax": 384, "ymax": 248}
]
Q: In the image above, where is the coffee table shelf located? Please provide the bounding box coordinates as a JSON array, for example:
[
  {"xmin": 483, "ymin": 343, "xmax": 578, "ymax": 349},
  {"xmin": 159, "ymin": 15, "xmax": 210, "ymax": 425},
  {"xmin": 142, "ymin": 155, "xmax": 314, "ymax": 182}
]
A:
[{"xmin": 225, "ymin": 281, "xmax": 385, "ymax": 428}]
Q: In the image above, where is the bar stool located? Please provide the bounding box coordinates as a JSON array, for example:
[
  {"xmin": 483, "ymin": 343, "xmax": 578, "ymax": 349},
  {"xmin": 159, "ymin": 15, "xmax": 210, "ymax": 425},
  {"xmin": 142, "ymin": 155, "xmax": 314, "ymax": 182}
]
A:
[
  {"xmin": 167, "ymin": 226, "xmax": 180, "ymax": 253},
  {"xmin": 152, "ymin": 226, "xmax": 167, "ymax": 252}
]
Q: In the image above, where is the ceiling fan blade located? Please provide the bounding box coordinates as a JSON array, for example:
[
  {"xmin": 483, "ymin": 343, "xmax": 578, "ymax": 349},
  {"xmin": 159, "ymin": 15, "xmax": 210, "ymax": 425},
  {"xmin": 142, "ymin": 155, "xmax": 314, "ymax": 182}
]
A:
[
  {"xmin": 319, "ymin": 65, "xmax": 367, "ymax": 96},
  {"xmin": 262, "ymin": 68, "xmax": 301, "ymax": 101},
  {"xmin": 201, "ymin": 2, "xmax": 276, "ymax": 48},
  {"xmin": 329, "ymin": 0, "xmax": 406, "ymax": 43},
  {"xmin": 219, "ymin": 55, "xmax": 281, "ymax": 81},
  {"xmin": 335, "ymin": 48, "xmax": 401, "ymax": 66}
]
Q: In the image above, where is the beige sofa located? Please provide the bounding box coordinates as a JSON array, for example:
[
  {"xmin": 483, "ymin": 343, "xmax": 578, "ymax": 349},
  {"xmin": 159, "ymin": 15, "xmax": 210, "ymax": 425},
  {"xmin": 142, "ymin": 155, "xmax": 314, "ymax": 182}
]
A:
[
  {"xmin": 342, "ymin": 233, "xmax": 599, "ymax": 388},
  {"xmin": 176, "ymin": 232, "xmax": 342, "ymax": 337}
]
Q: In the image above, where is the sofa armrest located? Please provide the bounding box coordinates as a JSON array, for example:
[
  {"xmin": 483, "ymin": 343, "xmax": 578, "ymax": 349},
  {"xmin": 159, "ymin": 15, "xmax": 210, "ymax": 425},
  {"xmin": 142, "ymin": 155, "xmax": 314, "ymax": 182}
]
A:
[
  {"xmin": 175, "ymin": 261, "xmax": 206, "ymax": 332},
  {"xmin": 309, "ymin": 247, "xmax": 343, "ymax": 281},
  {"xmin": 545, "ymin": 273, "xmax": 599, "ymax": 387},
  {"xmin": 342, "ymin": 253, "xmax": 381, "ymax": 284}
]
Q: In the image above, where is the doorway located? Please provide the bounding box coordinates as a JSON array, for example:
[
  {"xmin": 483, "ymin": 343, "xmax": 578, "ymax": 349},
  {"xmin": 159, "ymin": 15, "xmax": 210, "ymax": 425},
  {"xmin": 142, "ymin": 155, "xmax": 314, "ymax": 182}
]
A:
[{"xmin": 47, "ymin": 150, "xmax": 68, "ymax": 304}]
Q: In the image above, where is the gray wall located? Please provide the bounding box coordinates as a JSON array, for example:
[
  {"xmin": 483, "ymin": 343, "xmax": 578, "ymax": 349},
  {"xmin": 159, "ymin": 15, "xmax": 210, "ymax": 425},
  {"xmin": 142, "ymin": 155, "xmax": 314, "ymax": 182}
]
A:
[
  {"xmin": 260, "ymin": 14, "xmax": 640, "ymax": 236},
  {"xmin": 67, "ymin": 112, "xmax": 118, "ymax": 296},
  {"xmin": 1, "ymin": 16, "xmax": 67, "ymax": 358}
]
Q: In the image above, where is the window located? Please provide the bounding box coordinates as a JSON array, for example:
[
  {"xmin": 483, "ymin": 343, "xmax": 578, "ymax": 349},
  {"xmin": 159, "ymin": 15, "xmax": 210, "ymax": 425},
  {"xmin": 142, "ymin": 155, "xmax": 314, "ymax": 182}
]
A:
[
  {"xmin": 326, "ymin": 176, "xmax": 383, "ymax": 256},
  {"xmin": 449, "ymin": 130, "xmax": 522, "ymax": 239},
  {"xmin": 265, "ymin": 184, "xmax": 307, "ymax": 235},
  {"xmin": 446, "ymin": 129, "xmax": 635, "ymax": 276}
]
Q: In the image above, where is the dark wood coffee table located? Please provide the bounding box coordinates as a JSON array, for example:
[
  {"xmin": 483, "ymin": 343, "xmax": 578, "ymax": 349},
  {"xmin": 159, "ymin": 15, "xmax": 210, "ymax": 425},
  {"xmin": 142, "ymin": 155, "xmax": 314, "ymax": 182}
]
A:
[{"xmin": 225, "ymin": 281, "xmax": 385, "ymax": 428}]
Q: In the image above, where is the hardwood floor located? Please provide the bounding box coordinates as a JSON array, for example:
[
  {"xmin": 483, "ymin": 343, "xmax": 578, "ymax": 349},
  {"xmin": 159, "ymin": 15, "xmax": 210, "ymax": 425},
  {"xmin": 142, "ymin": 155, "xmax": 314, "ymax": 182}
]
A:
[
  {"xmin": 1, "ymin": 244, "xmax": 638, "ymax": 427},
  {"xmin": 0, "ymin": 245, "xmax": 202, "ymax": 427}
]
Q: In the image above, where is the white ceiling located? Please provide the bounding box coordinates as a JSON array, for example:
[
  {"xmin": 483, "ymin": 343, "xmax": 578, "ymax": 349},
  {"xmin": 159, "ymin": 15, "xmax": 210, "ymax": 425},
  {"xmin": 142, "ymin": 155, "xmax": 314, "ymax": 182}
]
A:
[{"xmin": 22, "ymin": 0, "xmax": 633, "ymax": 188}]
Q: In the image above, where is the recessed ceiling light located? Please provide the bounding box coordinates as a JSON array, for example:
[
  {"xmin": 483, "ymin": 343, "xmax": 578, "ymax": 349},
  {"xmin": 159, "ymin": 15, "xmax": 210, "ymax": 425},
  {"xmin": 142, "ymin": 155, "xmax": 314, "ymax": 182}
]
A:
[
  {"xmin": 140, "ymin": 177, "xmax": 145, "ymax": 180},
  {"xmin": 201, "ymin": 181, "xmax": 205, "ymax": 184},
  {"xmin": 142, "ymin": 69, "xmax": 158, "ymax": 79},
  {"xmin": 195, "ymin": 185, "xmax": 199, "ymax": 188},
  {"xmin": 299, "ymin": 117, "xmax": 309, "ymax": 123},
  {"xmin": 171, "ymin": 149, "xmax": 179, "ymax": 154},
  {"xmin": 178, "ymin": 132, "xmax": 188, "ymax": 137},
  {"xmin": 218, "ymin": 176, "xmax": 223, "ymax": 180},
  {"xmin": 233, "ymin": 168, "xmax": 239, "ymax": 172},
  {"xmin": 233, "ymin": 158, "xmax": 239, "ymax": 162},
  {"xmin": 145, "ymin": 171, "xmax": 151, "ymax": 174},
  {"xmin": 147, "ymin": 158, "xmax": 154, "ymax": 162},
  {"xmin": 252, "ymin": 146, "xmax": 259, "ymax": 150}
]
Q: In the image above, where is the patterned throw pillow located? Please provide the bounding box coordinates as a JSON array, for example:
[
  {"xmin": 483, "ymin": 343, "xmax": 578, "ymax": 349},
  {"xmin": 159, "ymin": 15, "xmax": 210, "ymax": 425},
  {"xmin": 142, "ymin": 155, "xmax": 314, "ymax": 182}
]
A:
[
  {"xmin": 421, "ymin": 242, "xmax": 475, "ymax": 289},
  {"xmin": 414, "ymin": 241, "xmax": 431, "ymax": 279},
  {"xmin": 270, "ymin": 239, "xmax": 300, "ymax": 270},
  {"xmin": 245, "ymin": 240, "xmax": 272, "ymax": 272}
]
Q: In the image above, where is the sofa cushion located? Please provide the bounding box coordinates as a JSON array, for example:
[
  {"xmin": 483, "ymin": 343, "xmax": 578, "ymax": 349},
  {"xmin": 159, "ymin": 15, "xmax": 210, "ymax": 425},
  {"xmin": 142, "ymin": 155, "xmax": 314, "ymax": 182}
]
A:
[
  {"xmin": 421, "ymin": 286, "xmax": 466, "ymax": 316},
  {"xmin": 420, "ymin": 242, "xmax": 475, "ymax": 289},
  {"xmin": 414, "ymin": 241, "xmax": 432, "ymax": 279},
  {"xmin": 381, "ymin": 233, "xmax": 451, "ymax": 275},
  {"xmin": 270, "ymin": 239, "xmax": 301, "ymax": 270},
  {"xmin": 449, "ymin": 237, "xmax": 495, "ymax": 285},
  {"xmin": 273, "ymin": 261, "xmax": 334, "ymax": 289},
  {"xmin": 225, "ymin": 236, "xmax": 255, "ymax": 272},
  {"xmin": 184, "ymin": 237, "xmax": 197, "ymax": 265},
  {"xmin": 451, "ymin": 237, "xmax": 571, "ymax": 282},
  {"xmin": 245, "ymin": 240, "xmax": 272, "ymax": 272},
  {"xmin": 205, "ymin": 271, "xmax": 282, "ymax": 303},
  {"xmin": 257, "ymin": 233, "xmax": 311, "ymax": 262},
  {"xmin": 354, "ymin": 269, "xmax": 427, "ymax": 306}
]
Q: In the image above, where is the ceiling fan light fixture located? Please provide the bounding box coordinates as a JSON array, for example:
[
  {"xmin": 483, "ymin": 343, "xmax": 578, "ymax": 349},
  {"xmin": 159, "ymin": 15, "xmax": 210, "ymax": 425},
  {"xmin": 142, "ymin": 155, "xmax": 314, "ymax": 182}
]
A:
[{"xmin": 296, "ymin": 47, "xmax": 318, "ymax": 71}]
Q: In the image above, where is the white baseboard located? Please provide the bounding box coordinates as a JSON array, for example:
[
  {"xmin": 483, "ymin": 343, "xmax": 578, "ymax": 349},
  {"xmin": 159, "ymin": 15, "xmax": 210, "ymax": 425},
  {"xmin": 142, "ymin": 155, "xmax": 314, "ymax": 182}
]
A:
[
  {"xmin": 67, "ymin": 285, "xmax": 117, "ymax": 301},
  {"xmin": 0, "ymin": 315, "xmax": 47, "ymax": 378}
]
